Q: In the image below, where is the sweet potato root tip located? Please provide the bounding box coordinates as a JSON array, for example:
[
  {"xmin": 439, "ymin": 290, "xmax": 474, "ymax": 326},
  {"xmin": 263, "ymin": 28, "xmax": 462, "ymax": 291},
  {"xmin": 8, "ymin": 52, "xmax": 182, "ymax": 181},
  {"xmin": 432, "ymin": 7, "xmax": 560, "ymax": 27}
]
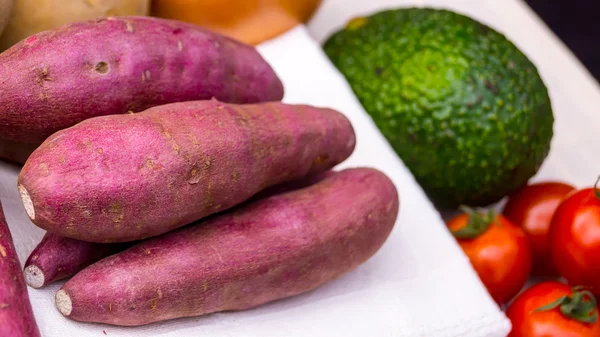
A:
[
  {"xmin": 56, "ymin": 290, "xmax": 72, "ymax": 316},
  {"xmin": 18, "ymin": 184, "xmax": 35, "ymax": 220},
  {"xmin": 24, "ymin": 233, "xmax": 131, "ymax": 288},
  {"xmin": 23, "ymin": 265, "xmax": 44, "ymax": 289}
]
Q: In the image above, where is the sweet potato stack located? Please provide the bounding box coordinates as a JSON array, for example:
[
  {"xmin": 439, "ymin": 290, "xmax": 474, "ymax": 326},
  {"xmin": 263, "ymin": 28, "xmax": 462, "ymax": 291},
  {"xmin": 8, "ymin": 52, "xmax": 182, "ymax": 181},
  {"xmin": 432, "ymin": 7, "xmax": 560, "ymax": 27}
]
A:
[{"xmin": 0, "ymin": 16, "xmax": 399, "ymax": 330}]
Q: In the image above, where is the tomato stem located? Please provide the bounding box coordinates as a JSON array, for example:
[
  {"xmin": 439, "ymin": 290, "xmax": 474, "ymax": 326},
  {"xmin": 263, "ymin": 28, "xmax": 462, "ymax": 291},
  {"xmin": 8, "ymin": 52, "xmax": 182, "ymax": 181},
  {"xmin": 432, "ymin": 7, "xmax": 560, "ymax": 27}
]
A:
[
  {"xmin": 595, "ymin": 176, "xmax": 600, "ymax": 200},
  {"xmin": 535, "ymin": 287, "xmax": 598, "ymax": 324},
  {"xmin": 451, "ymin": 206, "xmax": 494, "ymax": 239}
]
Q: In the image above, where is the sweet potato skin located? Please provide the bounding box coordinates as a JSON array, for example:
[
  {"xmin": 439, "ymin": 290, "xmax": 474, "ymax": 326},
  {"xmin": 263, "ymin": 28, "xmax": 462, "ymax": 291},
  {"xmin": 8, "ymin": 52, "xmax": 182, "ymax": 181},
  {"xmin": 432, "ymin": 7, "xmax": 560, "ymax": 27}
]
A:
[
  {"xmin": 56, "ymin": 168, "xmax": 399, "ymax": 326},
  {"xmin": 24, "ymin": 233, "xmax": 129, "ymax": 288},
  {"xmin": 0, "ymin": 201, "xmax": 41, "ymax": 336},
  {"xmin": 0, "ymin": 16, "xmax": 284, "ymax": 143},
  {"xmin": 19, "ymin": 100, "xmax": 356, "ymax": 242}
]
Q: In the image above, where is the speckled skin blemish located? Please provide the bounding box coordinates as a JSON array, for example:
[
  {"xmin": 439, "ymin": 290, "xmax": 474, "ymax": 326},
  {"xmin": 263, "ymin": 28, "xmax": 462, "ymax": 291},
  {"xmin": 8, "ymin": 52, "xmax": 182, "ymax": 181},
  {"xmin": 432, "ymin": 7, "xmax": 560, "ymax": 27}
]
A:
[
  {"xmin": 57, "ymin": 168, "xmax": 399, "ymax": 326},
  {"xmin": 19, "ymin": 100, "xmax": 356, "ymax": 242},
  {"xmin": 0, "ymin": 202, "xmax": 41, "ymax": 336},
  {"xmin": 324, "ymin": 8, "xmax": 553, "ymax": 207},
  {"xmin": 0, "ymin": 16, "xmax": 284, "ymax": 143}
]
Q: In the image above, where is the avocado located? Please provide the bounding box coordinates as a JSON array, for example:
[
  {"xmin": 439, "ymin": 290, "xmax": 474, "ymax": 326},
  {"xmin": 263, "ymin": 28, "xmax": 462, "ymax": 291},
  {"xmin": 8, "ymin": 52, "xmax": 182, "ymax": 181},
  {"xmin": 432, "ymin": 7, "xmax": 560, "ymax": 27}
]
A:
[{"xmin": 324, "ymin": 8, "xmax": 553, "ymax": 208}]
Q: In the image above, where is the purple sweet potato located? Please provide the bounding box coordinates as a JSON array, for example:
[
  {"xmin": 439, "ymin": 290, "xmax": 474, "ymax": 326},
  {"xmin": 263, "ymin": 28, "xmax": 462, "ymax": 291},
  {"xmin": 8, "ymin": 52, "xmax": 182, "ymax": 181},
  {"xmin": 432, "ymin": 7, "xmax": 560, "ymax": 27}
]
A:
[
  {"xmin": 55, "ymin": 168, "xmax": 399, "ymax": 326},
  {"xmin": 24, "ymin": 233, "xmax": 130, "ymax": 289},
  {"xmin": 23, "ymin": 171, "xmax": 332, "ymax": 289},
  {"xmin": 0, "ymin": 16, "xmax": 284, "ymax": 143},
  {"xmin": 19, "ymin": 99, "xmax": 356, "ymax": 242},
  {"xmin": 0, "ymin": 201, "xmax": 41, "ymax": 336},
  {"xmin": 0, "ymin": 140, "xmax": 38, "ymax": 165}
]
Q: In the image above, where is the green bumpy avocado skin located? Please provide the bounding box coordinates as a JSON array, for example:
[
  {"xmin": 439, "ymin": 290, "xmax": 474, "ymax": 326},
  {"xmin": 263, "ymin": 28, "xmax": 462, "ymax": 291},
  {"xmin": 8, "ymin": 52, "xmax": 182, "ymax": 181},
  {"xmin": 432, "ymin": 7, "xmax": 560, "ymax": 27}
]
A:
[{"xmin": 324, "ymin": 8, "xmax": 553, "ymax": 208}]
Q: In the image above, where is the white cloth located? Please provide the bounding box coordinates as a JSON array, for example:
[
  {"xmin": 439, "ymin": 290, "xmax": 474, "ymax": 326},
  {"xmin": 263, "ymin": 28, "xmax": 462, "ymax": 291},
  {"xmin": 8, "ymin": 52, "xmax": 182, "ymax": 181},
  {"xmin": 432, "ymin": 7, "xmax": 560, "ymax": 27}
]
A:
[{"xmin": 0, "ymin": 24, "xmax": 510, "ymax": 337}]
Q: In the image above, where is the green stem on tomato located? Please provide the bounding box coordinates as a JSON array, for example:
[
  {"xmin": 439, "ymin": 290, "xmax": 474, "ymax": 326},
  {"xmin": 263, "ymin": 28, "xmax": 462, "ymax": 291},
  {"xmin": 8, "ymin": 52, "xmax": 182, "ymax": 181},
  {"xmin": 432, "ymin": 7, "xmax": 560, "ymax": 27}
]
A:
[
  {"xmin": 595, "ymin": 176, "xmax": 600, "ymax": 200},
  {"xmin": 535, "ymin": 287, "xmax": 598, "ymax": 324},
  {"xmin": 451, "ymin": 206, "xmax": 495, "ymax": 239}
]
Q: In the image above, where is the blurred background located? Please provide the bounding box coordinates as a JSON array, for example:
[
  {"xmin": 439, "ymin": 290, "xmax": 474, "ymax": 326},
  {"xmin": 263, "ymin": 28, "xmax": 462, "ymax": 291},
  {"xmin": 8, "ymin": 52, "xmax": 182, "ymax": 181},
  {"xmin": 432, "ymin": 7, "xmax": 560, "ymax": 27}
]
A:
[{"xmin": 526, "ymin": 0, "xmax": 600, "ymax": 81}]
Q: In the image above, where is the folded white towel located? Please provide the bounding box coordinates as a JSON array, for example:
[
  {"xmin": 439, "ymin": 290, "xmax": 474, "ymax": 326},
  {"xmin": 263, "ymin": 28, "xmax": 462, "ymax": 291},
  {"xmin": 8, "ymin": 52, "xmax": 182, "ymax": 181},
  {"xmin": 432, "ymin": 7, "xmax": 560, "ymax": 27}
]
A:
[{"xmin": 0, "ymin": 25, "xmax": 510, "ymax": 337}]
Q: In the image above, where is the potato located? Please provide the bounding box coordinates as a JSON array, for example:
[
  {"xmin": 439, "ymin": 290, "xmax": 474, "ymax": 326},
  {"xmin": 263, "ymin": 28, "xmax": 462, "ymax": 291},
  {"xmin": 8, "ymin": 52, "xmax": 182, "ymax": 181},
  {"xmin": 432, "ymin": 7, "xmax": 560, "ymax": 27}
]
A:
[
  {"xmin": 56, "ymin": 168, "xmax": 399, "ymax": 326},
  {"xmin": 0, "ymin": 201, "xmax": 41, "ymax": 336},
  {"xmin": 0, "ymin": 0, "xmax": 149, "ymax": 50},
  {"xmin": 0, "ymin": 0, "xmax": 13, "ymax": 36},
  {"xmin": 19, "ymin": 100, "xmax": 356, "ymax": 242},
  {"xmin": 0, "ymin": 16, "xmax": 284, "ymax": 143}
]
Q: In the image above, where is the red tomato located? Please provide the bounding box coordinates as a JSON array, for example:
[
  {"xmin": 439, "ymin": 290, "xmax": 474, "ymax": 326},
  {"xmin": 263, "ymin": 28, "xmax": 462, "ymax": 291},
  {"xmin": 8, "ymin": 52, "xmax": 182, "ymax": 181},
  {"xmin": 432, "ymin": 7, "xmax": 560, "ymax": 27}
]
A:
[
  {"xmin": 503, "ymin": 182, "xmax": 575, "ymax": 277},
  {"xmin": 447, "ymin": 209, "xmax": 532, "ymax": 304},
  {"xmin": 550, "ymin": 182, "xmax": 600, "ymax": 294},
  {"xmin": 507, "ymin": 281, "xmax": 600, "ymax": 337}
]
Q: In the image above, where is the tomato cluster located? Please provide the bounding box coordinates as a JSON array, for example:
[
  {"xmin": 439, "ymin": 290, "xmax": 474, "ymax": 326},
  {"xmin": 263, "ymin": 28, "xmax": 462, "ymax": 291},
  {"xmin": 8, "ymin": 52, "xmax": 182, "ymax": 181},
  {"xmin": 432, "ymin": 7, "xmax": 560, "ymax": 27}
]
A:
[{"xmin": 446, "ymin": 179, "xmax": 600, "ymax": 336}]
